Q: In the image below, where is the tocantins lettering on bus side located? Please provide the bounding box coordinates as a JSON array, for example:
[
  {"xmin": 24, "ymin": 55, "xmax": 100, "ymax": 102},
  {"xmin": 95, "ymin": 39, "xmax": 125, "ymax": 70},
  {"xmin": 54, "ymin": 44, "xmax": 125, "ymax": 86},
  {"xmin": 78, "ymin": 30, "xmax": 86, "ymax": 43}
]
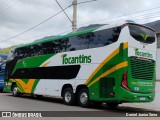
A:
[
  {"xmin": 62, "ymin": 54, "xmax": 91, "ymax": 64},
  {"xmin": 134, "ymin": 48, "xmax": 153, "ymax": 59}
]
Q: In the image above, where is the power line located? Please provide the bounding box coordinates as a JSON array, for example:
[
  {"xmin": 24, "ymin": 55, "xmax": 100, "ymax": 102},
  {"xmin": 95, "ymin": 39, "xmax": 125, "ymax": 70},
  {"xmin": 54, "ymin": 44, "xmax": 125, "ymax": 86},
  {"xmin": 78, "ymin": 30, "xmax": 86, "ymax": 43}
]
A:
[
  {"xmin": 77, "ymin": 0, "xmax": 97, "ymax": 5},
  {"xmin": 109, "ymin": 11, "xmax": 160, "ymax": 23},
  {"xmin": 1, "ymin": 0, "xmax": 98, "ymax": 43},
  {"xmin": 1, "ymin": 14, "xmax": 159, "ymax": 48},
  {"xmin": 11, "ymin": 14, "xmax": 160, "ymax": 39},
  {"xmin": 78, "ymin": 6, "xmax": 160, "ymax": 27},
  {"xmin": 1, "ymin": 3, "xmax": 160, "ymax": 44},
  {"xmin": 125, "ymin": 12, "xmax": 160, "ymax": 22},
  {"xmin": 0, "ymin": 0, "xmax": 97, "ymax": 44},
  {"xmin": 55, "ymin": 0, "xmax": 72, "ymax": 23},
  {"xmin": 0, "ymin": 0, "xmax": 12, "ymax": 9},
  {"xmin": 0, "ymin": 0, "xmax": 17, "ymax": 13},
  {"xmin": 0, "ymin": 4, "xmax": 72, "ymax": 43},
  {"xmin": 78, "ymin": 14, "xmax": 160, "ymax": 30},
  {"xmin": 131, "ymin": 14, "xmax": 160, "ymax": 22}
]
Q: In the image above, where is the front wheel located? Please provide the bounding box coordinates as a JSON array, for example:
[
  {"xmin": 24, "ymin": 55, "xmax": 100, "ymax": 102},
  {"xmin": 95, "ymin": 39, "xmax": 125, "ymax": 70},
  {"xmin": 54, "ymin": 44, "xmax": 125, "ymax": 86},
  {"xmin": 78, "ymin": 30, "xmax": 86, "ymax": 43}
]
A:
[
  {"xmin": 12, "ymin": 84, "xmax": 20, "ymax": 97},
  {"xmin": 78, "ymin": 88, "xmax": 90, "ymax": 107}
]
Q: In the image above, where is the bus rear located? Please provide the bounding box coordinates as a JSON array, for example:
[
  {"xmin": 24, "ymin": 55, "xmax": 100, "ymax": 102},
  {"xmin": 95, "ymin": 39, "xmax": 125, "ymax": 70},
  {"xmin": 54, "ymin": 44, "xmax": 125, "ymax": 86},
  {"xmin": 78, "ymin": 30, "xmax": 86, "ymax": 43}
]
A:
[{"xmin": 119, "ymin": 23, "xmax": 156, "ymax": 102}]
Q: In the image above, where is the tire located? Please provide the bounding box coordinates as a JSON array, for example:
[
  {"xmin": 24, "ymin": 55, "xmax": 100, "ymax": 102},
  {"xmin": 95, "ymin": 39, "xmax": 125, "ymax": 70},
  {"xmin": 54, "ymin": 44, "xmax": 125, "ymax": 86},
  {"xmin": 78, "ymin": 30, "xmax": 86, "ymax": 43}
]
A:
[
  {"xmin": 12, "ymin": 84, "xmax": 20, "ymax": 97},
  {"xmin": 106, "ymin": 103, "xmax": 119, "ymax": 108},
  {"xmin": 78, "ymin": 88, "xmax": 90, "ymax": 107},
  {"xmin": 63, "ymin": 88, "xmax": 76, "ymax": 105}
]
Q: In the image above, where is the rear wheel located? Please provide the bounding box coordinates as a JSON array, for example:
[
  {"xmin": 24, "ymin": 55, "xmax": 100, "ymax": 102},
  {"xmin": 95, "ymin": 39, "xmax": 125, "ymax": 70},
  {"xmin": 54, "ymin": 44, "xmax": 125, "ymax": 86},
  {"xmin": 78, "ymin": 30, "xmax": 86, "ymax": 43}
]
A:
[
  {"xmin": 78, "ymin": 88, "xmax": 90, "ymax": 107},
  {"xmin": 63, "ymin": 88, "xmax": 76, "ymax": 105},
  {"xmin": 12, "ymin": 84, "xmax": 20, "ymax": 97}
]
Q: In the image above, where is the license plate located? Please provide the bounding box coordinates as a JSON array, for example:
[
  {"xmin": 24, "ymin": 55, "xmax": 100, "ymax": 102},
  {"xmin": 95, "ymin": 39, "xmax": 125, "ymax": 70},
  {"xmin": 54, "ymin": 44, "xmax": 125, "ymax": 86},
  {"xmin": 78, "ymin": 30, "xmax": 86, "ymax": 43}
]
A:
[{"xmin": 140, "ymin": 97, "xmax": 145, "ymax": 100}]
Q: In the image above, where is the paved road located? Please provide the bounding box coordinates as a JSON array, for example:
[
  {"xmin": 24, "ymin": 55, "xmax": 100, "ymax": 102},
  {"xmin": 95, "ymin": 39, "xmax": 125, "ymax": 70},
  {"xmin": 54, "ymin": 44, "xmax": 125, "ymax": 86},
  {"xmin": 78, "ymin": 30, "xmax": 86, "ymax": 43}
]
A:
[
  {"xmin": 0, "ymin": 93, "xmax": 158, "ymax": 111},
  {"xmin": 0, "ymin": 93, "xmax": 159, "ymax": 119}
]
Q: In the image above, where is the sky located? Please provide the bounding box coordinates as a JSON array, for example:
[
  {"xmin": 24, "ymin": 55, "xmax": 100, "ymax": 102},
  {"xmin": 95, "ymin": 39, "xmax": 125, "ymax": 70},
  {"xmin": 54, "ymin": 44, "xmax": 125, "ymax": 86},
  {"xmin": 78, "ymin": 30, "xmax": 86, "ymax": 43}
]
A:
[{"xmin": 0, "ymin": 0, "xmax": 160, "ymax": 48}]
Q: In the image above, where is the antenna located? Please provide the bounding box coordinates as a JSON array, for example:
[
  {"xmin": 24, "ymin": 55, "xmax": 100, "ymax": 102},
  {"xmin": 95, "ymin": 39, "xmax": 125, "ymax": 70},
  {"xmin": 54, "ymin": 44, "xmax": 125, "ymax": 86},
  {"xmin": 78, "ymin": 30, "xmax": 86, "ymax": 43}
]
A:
[{"xmin": 55, "ymin": 0, "xmax": 72, "ymax": 23}]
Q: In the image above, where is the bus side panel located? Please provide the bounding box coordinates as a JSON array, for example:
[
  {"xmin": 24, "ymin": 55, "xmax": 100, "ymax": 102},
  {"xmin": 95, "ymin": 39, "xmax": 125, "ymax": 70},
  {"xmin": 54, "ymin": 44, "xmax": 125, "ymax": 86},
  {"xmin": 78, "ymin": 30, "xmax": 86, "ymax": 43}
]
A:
[{"xmin": 86, "ymin": 43, "xmax": 128, "ymax": 102}]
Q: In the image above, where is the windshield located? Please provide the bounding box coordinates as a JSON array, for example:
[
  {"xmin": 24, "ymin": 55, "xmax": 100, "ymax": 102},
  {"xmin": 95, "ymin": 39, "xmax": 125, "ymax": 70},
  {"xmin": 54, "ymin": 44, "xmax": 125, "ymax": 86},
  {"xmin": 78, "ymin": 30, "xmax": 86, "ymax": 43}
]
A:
[{"xmin": 128, "ymin": 24, "xmax": 155, "ymax": 44}]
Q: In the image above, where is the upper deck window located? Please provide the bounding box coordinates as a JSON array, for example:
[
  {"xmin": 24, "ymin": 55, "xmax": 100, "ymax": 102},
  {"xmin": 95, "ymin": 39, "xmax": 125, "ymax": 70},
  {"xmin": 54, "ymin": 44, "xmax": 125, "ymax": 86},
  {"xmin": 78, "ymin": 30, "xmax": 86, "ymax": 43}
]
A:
[
  {"xmin": 13, "ymin": 26, "xmax": 121, "ymax": 59},
  {"xmin": 128, "ymin": 24, "xmax": 155, "ymax": 44}
]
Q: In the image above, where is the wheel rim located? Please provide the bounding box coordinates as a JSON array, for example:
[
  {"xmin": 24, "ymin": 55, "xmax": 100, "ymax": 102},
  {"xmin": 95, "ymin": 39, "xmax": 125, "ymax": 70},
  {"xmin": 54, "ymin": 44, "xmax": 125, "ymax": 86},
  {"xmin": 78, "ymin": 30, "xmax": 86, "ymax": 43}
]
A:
[
  {"xmin": 64, "ymin": 91, "xmax": 71, "ymax": 103},
  {"xmin": 13, "ymin": 87, "xmax": 17, "ymax": 95},
  {"xmin": 80, "ymin": 92, "xmax": 88, "ymax": 104}
]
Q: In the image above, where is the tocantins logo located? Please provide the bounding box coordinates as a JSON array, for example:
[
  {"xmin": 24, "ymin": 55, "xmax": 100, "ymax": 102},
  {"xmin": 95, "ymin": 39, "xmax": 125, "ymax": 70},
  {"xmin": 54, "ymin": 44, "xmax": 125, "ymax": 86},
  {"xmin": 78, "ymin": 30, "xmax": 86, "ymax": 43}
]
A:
[
  {"xmin": 134, "ymin": 48, "xmax": 153, "ymax": 59},
  {"xmin": 62, "ymin": 54, "xmax": 92, "ymax": 64}
]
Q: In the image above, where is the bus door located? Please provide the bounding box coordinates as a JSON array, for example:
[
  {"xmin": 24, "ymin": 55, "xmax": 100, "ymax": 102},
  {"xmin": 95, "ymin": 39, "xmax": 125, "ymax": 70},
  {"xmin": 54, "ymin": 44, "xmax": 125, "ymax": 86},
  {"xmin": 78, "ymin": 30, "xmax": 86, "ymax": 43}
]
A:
[{"xmin": 99, "ymin": 64, "xmax": 116, "ymax": 98}]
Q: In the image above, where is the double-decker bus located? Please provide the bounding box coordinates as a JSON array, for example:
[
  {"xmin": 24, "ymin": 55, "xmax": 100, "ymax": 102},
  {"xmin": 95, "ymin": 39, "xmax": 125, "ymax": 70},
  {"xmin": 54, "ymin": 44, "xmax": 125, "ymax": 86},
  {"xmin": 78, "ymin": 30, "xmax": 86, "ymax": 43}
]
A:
[
  {"xmin": 4, "ymin": 22, "xmax": 157, "ymax": 107},
  {"xmin": 0, "ymin": 54, "xmax": 7, "ymax": 92}
]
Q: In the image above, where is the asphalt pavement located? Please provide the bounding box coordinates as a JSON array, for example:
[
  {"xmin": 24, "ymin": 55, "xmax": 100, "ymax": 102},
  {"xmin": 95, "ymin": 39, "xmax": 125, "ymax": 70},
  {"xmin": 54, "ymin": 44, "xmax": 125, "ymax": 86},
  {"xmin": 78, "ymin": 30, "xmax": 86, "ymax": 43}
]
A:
[{"xmin": 0, "ymin": 93, "xmax": 159, "ymax": 120}]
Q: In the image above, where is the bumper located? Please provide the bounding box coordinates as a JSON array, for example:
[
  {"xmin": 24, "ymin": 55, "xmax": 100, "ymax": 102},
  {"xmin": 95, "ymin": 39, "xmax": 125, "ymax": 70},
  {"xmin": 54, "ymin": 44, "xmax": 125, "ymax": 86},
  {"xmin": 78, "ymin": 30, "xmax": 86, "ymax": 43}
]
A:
[{"xmin": 118, "ymin": 88, "xmax": 155, "ymax": 102}]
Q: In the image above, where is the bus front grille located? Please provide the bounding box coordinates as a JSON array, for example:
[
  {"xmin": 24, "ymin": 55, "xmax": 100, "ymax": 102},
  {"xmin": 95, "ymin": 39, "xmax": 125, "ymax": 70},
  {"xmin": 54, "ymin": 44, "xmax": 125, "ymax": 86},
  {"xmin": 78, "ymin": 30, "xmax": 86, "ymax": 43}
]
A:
[{"xmin": 130, "ymin": 58, "xmax": 154, "ymax": 80}]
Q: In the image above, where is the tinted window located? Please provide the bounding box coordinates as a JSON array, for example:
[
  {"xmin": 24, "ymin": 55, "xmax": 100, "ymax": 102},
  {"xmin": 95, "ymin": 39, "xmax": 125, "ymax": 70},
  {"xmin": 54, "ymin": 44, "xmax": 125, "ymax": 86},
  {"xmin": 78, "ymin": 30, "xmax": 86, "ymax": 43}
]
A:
[
  {"xmin": 68, "ymin": 27, "xmax": 120, "ymax": 51},
  {"xmin": 14, "ymin": 27, "xmax": 121, "ymax": 59},
  {"xmin": 15, "ymin": 38, "xmax": 71, "ymax": 59},
  {"xmin": 129, "ymin": 24, "xmax": 155, "ymax": 44},
  {"xmin": 89, "ymin": 27, "xmax": 121, "ymax": 48},
  {"xmin": 11, "ymin": 65, "xmax": 80, "ymax": 79},
  {"xmin": 68, "ymin": 33, "xmax": 94, "ymax": 51}
]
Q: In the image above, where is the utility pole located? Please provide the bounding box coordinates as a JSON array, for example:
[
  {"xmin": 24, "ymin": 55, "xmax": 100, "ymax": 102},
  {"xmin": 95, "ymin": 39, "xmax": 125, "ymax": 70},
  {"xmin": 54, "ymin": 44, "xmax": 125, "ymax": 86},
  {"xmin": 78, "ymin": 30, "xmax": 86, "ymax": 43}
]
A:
[{"xmin": 72, "ymin": 0, "xmax": 77, "ymax": 32}]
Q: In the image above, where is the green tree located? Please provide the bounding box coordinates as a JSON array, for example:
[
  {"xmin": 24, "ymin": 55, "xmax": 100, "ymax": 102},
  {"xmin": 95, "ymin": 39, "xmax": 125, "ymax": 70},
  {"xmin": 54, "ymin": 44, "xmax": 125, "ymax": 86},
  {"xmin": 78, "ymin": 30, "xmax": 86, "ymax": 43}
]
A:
[{"xmin": 0, "ymin": 46, "xmax": 16, "ymax": 54}]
